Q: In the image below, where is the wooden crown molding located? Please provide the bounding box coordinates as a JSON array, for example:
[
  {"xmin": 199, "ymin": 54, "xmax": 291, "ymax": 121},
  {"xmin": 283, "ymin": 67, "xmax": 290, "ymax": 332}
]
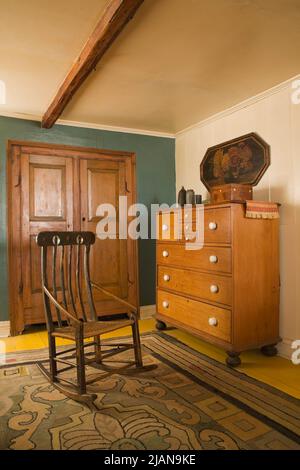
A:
[{"xmin": 0, "ymin": 111, "xmax": 175, "ymax": 138}]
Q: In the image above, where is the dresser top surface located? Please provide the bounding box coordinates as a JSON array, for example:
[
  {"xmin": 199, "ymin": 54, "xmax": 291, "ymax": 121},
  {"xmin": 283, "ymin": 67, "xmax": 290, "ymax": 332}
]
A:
[{"xmin": 157, "ymin": 201, "xmax": 280, "ymax": 214}]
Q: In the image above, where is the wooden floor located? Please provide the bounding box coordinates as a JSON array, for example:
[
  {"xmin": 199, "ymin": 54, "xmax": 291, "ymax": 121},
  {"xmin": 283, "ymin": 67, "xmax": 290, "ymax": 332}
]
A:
[{"xmin": 1, "ymin": 318, "xmax": 299, "ymax": 399}]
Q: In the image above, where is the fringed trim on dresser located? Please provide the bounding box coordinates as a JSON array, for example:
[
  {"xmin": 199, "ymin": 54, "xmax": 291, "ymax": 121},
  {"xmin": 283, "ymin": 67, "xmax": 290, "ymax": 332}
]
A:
[{"xmin": 246, "ymin": 201, "xmax": 280, "ymax": 219}]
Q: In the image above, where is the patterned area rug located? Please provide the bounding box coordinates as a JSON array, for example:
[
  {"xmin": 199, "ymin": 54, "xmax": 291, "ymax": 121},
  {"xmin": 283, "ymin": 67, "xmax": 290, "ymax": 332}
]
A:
[{"xmin": 0, "ymin": 332, "xmax": 299, "ymax": 450}]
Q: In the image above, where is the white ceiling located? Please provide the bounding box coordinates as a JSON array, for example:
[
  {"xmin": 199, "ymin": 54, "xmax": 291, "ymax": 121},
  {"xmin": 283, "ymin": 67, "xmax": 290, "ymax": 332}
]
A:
[
  {"xmin": 0, "ymin": 0, "xmax": 108, "ymax": 115},
  {"xmin": 1, "ymin": 0, "xmax": 300, "ymax": 134}
]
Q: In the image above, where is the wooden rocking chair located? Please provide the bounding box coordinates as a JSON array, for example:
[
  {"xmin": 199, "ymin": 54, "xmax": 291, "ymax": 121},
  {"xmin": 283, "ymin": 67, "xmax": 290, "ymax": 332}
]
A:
[{"xmin": 36, "ymin": 231, "xmax": 147, "ymax": 403}]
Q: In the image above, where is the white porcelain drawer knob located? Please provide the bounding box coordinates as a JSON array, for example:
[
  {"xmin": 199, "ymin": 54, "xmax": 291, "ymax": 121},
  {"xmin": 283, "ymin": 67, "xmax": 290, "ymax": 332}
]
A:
[
  {"xmin": 162, "ymin": 224, "xmax": 168, "ymax": 232},
  {"xmin": 163, "ymin": 274, "xmax": 170, "ymax": 282},
  {"xmin": 162, "ymin": 250, "xmax": 169, "ymax": 258},
  {"xmin": 162, "ymin": 300, "xmax": 169, "ymax": 308},
  {"xmin": 210, "ymin": 285, "xmax": 219, "ymax": 293},
  {"xmin": 208, "ymin": 317, "xmax": 218, "ymax": 327},
  {"xmin": 209, "ymin": 255, "xmax": 218, "ymax": 263},
  {"xmin": 209, "ymin": 222, "xmax": 217, "ymax": 231}
]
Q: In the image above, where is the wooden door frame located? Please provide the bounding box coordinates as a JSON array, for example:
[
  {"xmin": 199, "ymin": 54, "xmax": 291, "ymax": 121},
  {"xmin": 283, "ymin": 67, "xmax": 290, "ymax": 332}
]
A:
[{"xmin": 7, "ymin": 140, "xmax": 138, "ymax": 336}]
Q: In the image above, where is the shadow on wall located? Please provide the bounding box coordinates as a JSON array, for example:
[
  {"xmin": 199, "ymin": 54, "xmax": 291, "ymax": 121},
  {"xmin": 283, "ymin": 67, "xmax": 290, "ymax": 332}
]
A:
[
  {"xmin": 0, "ymin": 237, "xmax": 8, "ymax": 321},
  {"xmin": 252, "ymin": 184, "xmax": 299, "ymax": 350},
  {"xmin": 138, "ymin": 200, "xmax": 161, "ymax": 307}
]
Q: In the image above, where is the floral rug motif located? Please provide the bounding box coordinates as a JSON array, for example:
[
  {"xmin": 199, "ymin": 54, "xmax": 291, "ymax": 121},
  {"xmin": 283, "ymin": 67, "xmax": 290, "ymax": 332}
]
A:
[{"xmin": 0, "ymin": 332, "xmax": 299, "ymax": 450}]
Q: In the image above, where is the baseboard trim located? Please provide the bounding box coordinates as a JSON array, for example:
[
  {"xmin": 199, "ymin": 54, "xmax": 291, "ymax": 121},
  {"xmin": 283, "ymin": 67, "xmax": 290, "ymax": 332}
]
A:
[
  {"xmin": 0, "ymin": 321, "xmax": 10, "ymax": 338},
  {"xmin": 277, "ymin": 338, "xmax": 294, "ymax": 360},
  {"xmin": 140, "ymin": 305, "xmax": 156, "ymax": 320}
]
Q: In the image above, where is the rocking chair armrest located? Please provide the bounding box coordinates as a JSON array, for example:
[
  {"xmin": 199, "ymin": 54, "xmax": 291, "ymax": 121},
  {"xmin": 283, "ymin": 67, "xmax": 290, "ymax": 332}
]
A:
[
  {"xmin": 43, "ymin": 286, "xmax": 81, "ymax": 325},
  {"xmin": 91, "ymin": 281, "xmax": 139, "ymax": 318}
]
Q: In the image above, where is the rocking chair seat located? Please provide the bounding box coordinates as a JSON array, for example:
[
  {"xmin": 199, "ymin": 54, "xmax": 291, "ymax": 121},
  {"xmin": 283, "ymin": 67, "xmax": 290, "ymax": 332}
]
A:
[{"xmin": 51, "ymin": 319, "xmax": 134, "ymax": 340}]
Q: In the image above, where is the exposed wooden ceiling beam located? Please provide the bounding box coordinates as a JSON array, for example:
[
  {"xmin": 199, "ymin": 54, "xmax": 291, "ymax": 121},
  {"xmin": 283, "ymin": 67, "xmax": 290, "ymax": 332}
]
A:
[{"xmin": 42, "ymin": 0, "xmax": 144, "ymax": 129}]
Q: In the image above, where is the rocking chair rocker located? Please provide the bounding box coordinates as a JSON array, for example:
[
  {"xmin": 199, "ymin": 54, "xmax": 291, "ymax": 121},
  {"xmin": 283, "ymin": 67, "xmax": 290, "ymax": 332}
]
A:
[{"xmin": 36, "ymin": 231, "xmax": 148, "ymax": 403}]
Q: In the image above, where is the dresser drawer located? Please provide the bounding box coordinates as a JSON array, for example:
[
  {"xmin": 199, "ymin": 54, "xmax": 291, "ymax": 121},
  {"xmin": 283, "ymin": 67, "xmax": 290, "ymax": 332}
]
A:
[
  {"xmin": 157, "ymin": 266, "xmax": 232, "ymax": 306},
  {"xmin": 157, "ymin": 290, "xmax": 232, "ymax": 342},
  {"xmin": 157, "ymin": 212, "xmax": 182, "ymax": 241},
  {"xmin": 184, "ymin": 207, "xmax": 231, "ymax": 244},
  {"xmin": 157, "ymin": 207, "xmax": 231, "ymax": 244},
  {"xmin": 157, "ymin": 243, "xmax": 232, "ymax": 274}
]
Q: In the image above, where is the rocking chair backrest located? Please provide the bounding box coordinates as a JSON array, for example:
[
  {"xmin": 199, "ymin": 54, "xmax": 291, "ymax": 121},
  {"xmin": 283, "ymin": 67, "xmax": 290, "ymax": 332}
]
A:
[{"xmin": 37, "ymin": 231, "xmax": 97, "ymax": 331}]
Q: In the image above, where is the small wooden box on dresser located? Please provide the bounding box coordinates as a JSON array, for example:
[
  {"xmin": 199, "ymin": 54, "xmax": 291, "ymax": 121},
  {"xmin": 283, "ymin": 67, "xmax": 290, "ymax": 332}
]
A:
[{"xmin": 156, "ymin": 203, "xmax": 280, "ymax": 366}]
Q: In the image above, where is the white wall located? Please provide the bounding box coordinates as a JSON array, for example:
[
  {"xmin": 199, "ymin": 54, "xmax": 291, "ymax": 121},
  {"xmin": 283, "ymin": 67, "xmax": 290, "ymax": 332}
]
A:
[{"xmin": 176, "ymin": 76, "xmax": 300, "ymax": 358}]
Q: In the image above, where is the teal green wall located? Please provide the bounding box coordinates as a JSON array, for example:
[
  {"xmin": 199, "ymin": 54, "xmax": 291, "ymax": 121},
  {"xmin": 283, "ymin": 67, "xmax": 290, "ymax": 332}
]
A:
[{"xmin": 0, "ymin": 116, "xmax": 176, "ymax": 321}]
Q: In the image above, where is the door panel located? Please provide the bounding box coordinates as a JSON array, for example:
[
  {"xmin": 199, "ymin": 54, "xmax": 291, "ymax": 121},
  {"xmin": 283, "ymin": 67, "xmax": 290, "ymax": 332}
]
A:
[
  {"xmin": 21, "ymin": 154, "xmax": 74, "ymax": 322},
  {"xmin": 29, "ymin": 165, "xmax": 66, "ymax": 220},
  {"xmin": 88, "ymin": 169, "xmax": 118, "ymax": 219},
  {"xmin": 80, "ymin": 159, "xmax": 128, "ymax": 315}
]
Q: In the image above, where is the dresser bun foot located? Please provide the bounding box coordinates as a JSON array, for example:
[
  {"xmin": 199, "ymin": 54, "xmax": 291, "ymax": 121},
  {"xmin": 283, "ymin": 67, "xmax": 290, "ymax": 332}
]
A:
[
  {"xmin": 261, "ymin": 344, "xmax": 278, "ymax": 357},
  {"xmin": 156, "ymin": 320, "xmax": 167, "ymax": 331},
  {"xmin": 226, "ymin": 351, "xmax": 241, "ymax": 367}
]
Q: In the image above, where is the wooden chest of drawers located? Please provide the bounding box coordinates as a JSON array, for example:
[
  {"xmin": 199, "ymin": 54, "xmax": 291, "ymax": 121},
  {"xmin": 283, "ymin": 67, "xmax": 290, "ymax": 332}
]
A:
[{"xmin": 155, "ymin": 203, "xmax": 280, "ymax": 366}]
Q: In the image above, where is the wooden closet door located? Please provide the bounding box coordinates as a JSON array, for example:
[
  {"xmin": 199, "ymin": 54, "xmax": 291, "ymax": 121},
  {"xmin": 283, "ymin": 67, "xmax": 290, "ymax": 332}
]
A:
[
  {"xmin": 21, "ymin": 154, "xmax": 74, "ymax": 324},
  {"xmin": 8, "ymin": 141, "xmax": 138, "ymax": 334},
  {"xmin": 80, "ymin": 159, "xmax": 128, "ymax": 315}
]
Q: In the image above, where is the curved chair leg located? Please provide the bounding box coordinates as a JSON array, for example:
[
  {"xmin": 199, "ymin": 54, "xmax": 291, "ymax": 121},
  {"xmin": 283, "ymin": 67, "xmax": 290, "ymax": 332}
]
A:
[
  {"xmin": 54, "ymin": 381, "xmax": 96, "ymax": 404},
  {"xmin": 37, "ymin": 362, "xmax": 96, "ymax": 403}
]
